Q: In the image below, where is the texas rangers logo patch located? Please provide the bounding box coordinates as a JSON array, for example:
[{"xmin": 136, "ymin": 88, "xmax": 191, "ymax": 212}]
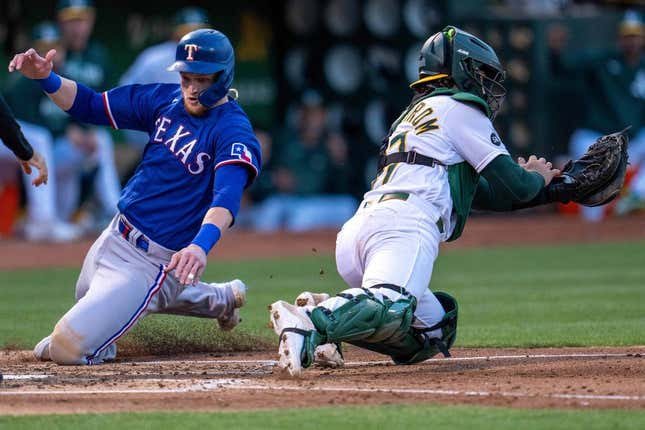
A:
[{"xmin": 231, "ymin": 143, "xmax": 253, "ymax": 163}]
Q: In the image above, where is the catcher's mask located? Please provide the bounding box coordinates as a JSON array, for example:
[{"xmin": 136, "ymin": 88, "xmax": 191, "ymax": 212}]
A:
[
  {"xmin": 168, "ymin": 28, "xmax": 235, "ymax": 108},
  {"xmin": 411, "ymin": 26, "xmax": 506, "ymax": 120}
]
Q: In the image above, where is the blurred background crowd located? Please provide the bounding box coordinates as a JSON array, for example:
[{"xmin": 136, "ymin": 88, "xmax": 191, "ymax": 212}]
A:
[{"xmin": 0, "ymin": 0, "xmax": 643, "ymax": 242}]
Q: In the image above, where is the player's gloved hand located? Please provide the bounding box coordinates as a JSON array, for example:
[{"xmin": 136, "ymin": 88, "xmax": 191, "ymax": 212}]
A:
[
  {"xmin": 19, "ymin": 150, "xmax": 48, "ymax": 187},
  {"xmin": 166, "ymin": 244, "xmax": 207, "ymax": 286},
  {"xmin": 517, "ymin": 155, "xmax": 561, "ymax": 186},
  {"xmin": 548, "ymin": 128, "xmax": 629, "ymax": 207},
  {"xmin": 8, "ymin": 48, "xmax": 55, "ymax": 79}
]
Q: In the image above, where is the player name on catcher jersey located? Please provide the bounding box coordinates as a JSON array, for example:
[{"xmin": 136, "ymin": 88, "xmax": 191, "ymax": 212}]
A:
[
  {"xmin": 366, "ymin": 94, "xmax": 509, "ymax": 240},
  {"xmin": 101, "ymin": 83, "xmax": 261, "ymax": 250}
]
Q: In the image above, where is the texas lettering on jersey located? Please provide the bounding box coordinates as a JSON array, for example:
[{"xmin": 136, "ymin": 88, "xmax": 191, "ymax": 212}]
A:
[
  {"xmin": 151, "ymin": 116, "xmax": 211, "ymax": 175},
  {"xmin": 98, "ymin": 83, "xmax": 262, "ymax": 250}
]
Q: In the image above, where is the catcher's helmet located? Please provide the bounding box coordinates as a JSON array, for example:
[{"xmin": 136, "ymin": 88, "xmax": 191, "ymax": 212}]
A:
[
  {"xmin": 410, "ymin": 26, "xmax": 506, "ymax": 119},
  {"xmin": 167, "ymin": 28, "xmax": 234, "ymax": 108}
]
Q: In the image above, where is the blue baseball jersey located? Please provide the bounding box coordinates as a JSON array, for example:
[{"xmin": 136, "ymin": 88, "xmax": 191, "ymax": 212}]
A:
[{"xmin": 100, "ymin": 83, "xmax": 261, "ymax": 250}]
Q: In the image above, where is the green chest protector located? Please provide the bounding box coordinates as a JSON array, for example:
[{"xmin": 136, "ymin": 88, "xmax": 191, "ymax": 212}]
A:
[{"xmin": 379, "ymin": 88, "xmax": 488, "ymax": 241}]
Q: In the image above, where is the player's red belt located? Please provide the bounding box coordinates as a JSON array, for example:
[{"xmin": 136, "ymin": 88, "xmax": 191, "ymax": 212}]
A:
[{"xmin": 117, "ymin": 215, "xmax": 150, "ymax": 252}]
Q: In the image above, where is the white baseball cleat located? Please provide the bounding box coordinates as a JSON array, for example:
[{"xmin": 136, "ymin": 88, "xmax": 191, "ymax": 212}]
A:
[
  {"xmin": 294, "ymin": 291, "xmax": 330, "ymax": 307},
  {"xmin": 268, "ymin": 300, "xmax": 316, "ymax": 377},
  {"xmin": 217, "ymin": 279, "xmax": 246, "ymax": 331},
  {"xmin": 33, "ymin": 335, "xmax": 52, "ymax": 361}
]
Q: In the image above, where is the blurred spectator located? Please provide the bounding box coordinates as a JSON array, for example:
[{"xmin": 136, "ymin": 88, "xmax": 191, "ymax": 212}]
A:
[
  {"xmin": 247, "ymin": 128, "xmax": 276, "ymax": 203},
  {"xmin": 55, "ymin": 0, "xmax": 121, "ymax": 230},
  {"xmin": 1, "ymin": 21, "xmax": 82, "ymax": 242},
  {"xmin": 120, "ymin": 6, "xmax": 209, "ymax": 86},
  {"xmin": 614, "ymin": 12, "xmax": 645, "ymax": 216},
  {"xmin": 251, "ymin": 90, "xmax": 357, "ymax": 232},
  {"xmin": 325, "ymin": 131, "xmax": 354, "ymax": 194},
  {"xmin": 119, "ymin": 6, "xmax": 210, "ymax": 151},
  {"xmin": 503, "ymin": 0, "xmax": 570, "ymax": 15},
  {"xmin": 550, "ymin": 10, "xmax": 644, "ymax": 221}
]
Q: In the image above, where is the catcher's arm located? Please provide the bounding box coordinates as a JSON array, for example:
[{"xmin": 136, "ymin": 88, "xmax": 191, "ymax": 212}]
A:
[{"xmin": 472, "ymin": 154, "xmax": 559, "ymax": 211}]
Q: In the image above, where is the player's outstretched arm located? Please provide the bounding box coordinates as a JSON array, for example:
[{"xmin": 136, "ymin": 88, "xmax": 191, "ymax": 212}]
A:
[
  {"xmin": 472, "ymin": 154, "xmax": 559, "ymax": 212},
  {"xmin": 509, "ymin": 129, "xmax": 629, "ymax": 210},
  {"xmin": 9, "ymin": 48, "xmax": 115, "ymax": 129},
  {"xmin": 8, "ymin": 48, "xmax": 78, "ymax": 111}
]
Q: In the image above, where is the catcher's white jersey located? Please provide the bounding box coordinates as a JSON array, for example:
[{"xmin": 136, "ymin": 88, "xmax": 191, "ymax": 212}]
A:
[
  {"xmin": 334, "ymin": 95, "xmax": 509, "ymax": 332},
  {"xmin": 364, "ymin": 95, "xmax": 509, "ymax": 240}
]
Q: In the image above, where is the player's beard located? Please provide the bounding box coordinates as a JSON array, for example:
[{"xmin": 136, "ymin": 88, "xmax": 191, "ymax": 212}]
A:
[{"xmin": 184, "ymin": 97, "xmax": 208, "ymax": 116}]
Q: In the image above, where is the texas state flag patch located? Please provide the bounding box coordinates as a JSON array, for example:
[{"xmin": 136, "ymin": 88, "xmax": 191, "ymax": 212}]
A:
[{"xmin": 231, "ymin": 143, "xmax": 253, "ymax": 163}]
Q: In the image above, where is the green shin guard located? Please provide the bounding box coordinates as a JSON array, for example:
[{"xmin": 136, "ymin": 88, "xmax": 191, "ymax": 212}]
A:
[
  {"xmin": 309, "ymin": 289, "xmax": 459, "ymax": 365},
  {"xmin": 310, "ymin": 293, "xmax": 416, "ymax": 342}
]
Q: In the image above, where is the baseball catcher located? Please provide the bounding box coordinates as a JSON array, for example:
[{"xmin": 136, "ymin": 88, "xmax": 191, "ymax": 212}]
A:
[{"xmin": 267, "ymin": 25, "xmax": 630, "ymax": 377}]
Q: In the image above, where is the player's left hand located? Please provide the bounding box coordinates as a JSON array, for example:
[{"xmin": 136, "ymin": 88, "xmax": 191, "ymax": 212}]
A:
[
  {"xmin": 19, "ymin": 150, "xmax": 48, "ymax": 187},
  {"xmin": 166, "ymin": 244, "xmax": 207, "ymax": 286},
  {"xmin": 8, "ymin": 48, "xmax": 55, "ymax": 79}
]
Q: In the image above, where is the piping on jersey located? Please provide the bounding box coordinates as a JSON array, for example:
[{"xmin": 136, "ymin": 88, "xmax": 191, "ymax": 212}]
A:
[{"xmin": 101, "ymin": 92, "xmax": 118, "ymax": 129}]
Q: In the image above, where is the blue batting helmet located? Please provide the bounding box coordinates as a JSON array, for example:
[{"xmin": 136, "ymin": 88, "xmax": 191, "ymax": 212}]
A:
[{"xmin": 167, "ymin": 28, "xmax": 235, "ymax": 108}]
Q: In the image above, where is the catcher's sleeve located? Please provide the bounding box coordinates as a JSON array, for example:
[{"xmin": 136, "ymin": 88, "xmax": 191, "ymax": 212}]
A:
[
  {"xmin": 472, "ymin": 154, "xmax": 545, "ymax": 211},
  {"xmin": 0, "ymin": 95, "xmax": 34, "ymax": 161}
]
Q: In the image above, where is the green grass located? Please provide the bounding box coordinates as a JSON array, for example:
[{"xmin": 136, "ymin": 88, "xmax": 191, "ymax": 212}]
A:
[
  {"xmin": 2, "ymin": 404, "xmax": 645, "ymax": 430},
  {"xmin": 1, "ymin": 241, "xmax": 644, "ymax": 351}
]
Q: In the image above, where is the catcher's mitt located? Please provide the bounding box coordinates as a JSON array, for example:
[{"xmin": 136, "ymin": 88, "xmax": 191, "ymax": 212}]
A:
[{"xmin": 550, "ymin": 128, "xmax": 630, "ymax": 207}]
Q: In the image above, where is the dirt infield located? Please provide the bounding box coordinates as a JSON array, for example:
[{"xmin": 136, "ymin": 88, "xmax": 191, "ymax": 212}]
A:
[
  {"xmin": 1, "ymin": 346, "xmax": 644, "ymax": 415},
  {"xmin": 1, "ymin": 214, "xmax": 644, "ymax": 415}
]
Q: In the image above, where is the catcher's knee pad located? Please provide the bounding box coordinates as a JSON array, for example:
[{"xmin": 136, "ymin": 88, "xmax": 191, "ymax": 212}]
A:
[
  {"xmin": 49, "ymin": 319, "xmax": 86, "ymax": 365},
  {"xmin": 310, "ymin": 287, "xmax": 458, "ymax": 365},
  {"xmin": 310, "ymin": 285, "xmax": 416, "ymax": 346}
]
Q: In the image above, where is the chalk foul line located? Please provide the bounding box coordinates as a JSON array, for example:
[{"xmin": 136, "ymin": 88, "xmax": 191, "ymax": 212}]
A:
[{"xmin": 1, "ymin": 378, "xmax": 643, "ymax": 402}]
